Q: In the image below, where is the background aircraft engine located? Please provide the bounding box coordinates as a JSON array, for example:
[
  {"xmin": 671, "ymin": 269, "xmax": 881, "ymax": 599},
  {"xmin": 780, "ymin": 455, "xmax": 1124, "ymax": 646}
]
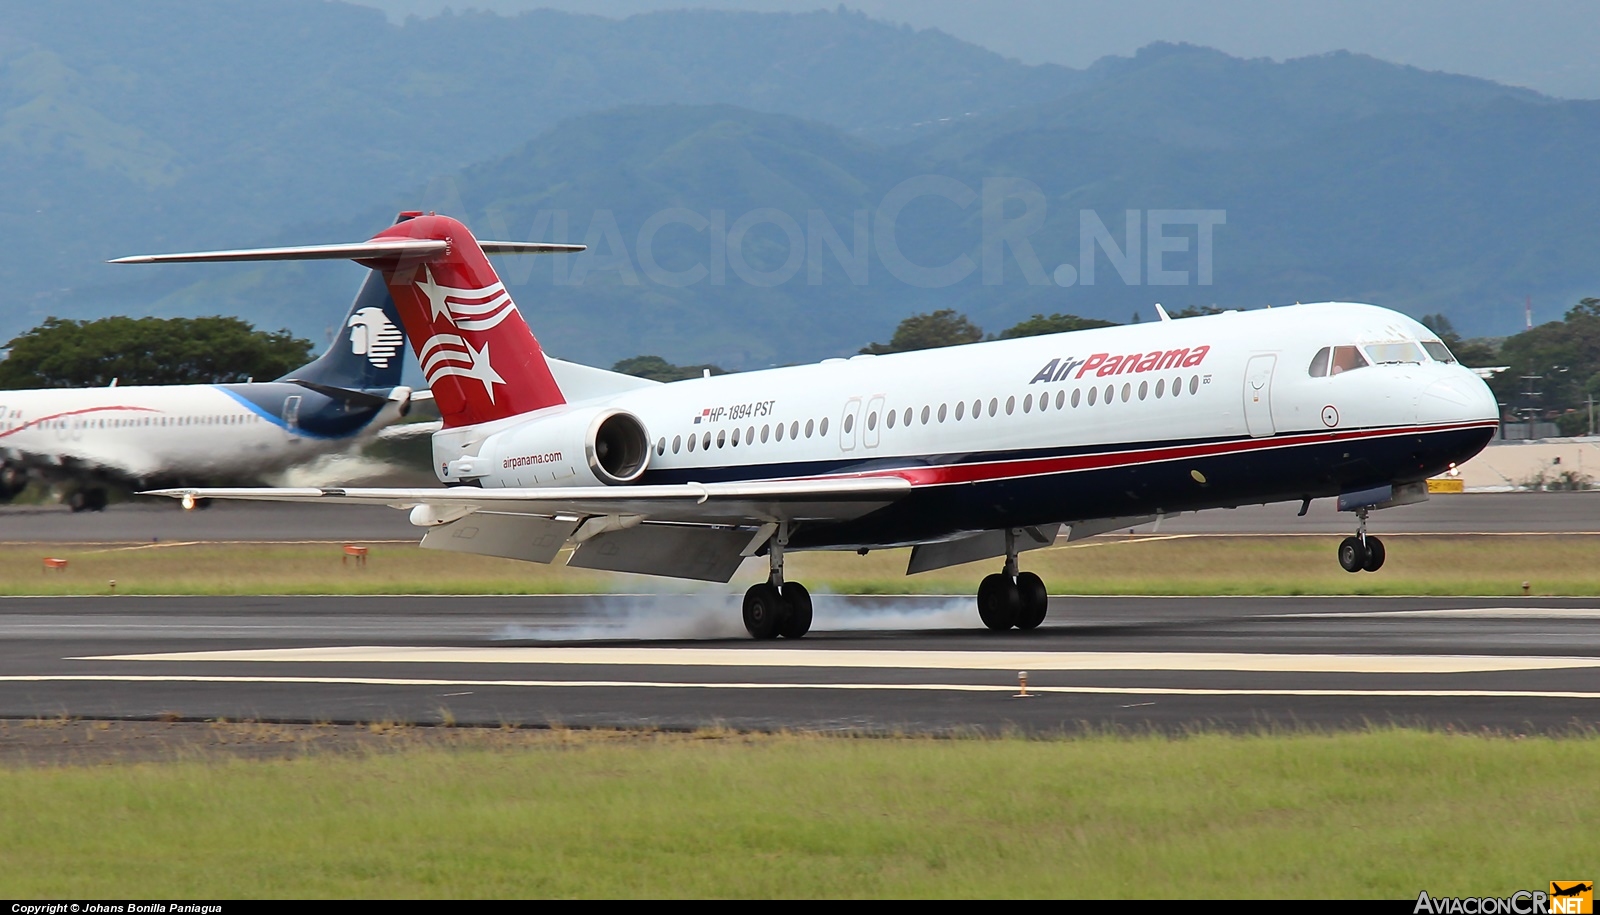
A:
[{"xmin": 479, "ymin": 408, "xmax": 652, "ymax": 487}]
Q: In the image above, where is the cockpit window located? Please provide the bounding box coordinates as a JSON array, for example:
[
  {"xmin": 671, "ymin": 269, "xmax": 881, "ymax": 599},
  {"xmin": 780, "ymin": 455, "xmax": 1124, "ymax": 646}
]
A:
[
  {"xmin": 1365, "ymin": 342, "xmax": 1425, "ymax": 365},
  {"xmin": 1421, "ymin": 340, "xmax": 1457, "ymax": 364},
  {"xmin": 1329, "ymin": 345, "xmax": 1368, "ymax": 375},
  {"xmin": 1308, "ymin": 347, "xmax": 1331, "ymax": 378}
]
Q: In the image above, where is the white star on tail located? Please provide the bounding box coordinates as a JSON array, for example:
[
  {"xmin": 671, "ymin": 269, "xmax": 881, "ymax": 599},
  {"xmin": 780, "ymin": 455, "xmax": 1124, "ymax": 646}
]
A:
[
  {"xmin": 413, "ymin": 266, "xmax": 514, "ymax": 330},
  {"xmin": 418, "ymin": 335, "xmax": 505, "ymax": 403}
]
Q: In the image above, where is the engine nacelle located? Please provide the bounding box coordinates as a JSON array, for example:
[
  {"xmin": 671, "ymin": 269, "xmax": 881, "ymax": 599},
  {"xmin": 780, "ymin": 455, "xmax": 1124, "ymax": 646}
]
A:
[{"xmin": 457, "ymin": 408, "xmax": 652, "ymax": 488}]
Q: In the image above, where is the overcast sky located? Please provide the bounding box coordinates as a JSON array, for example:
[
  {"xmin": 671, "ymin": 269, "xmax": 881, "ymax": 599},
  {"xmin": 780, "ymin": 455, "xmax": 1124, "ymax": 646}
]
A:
[{"xmin": 361, "ymin": 0, "xmax": 1600, "ymax": 99}]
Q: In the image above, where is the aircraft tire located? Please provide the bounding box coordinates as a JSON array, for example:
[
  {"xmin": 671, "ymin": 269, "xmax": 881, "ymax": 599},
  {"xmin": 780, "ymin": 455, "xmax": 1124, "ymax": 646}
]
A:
[
  {"xmin": 1362, "ymin": 536, "xmax": 1386, "ymax": 572},
  {"xmin": 85, "ymin": 488, "xmax": 108, "ymax": 512},
  {"xmin": 977, "ymin": 573, "xmax": 1020, "ymax": 631},
  {"xmin": 742, "ymin": 583, "xmax": 783, "ymax": 640},
  {"xmin": 1337, "ymin": 536, "xmax": 1367, "ymax": 573},
  {"xmin": 1014, "ymin": 572, "xmax": 1048, "ymax": 630},
  {"xmin": 67, "ymin": 491, "xmax": 87, "ymax": 513},
  {"xmin": 777, "ymin": 582, "xmax": 813, "ymax": 639}
]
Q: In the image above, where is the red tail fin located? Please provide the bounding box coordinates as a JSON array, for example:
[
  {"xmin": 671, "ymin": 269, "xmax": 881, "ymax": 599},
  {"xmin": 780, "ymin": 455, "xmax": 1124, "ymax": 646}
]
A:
[{"xmin": 370, "ymin": 215, "xmax": 565, "ymax": 427}]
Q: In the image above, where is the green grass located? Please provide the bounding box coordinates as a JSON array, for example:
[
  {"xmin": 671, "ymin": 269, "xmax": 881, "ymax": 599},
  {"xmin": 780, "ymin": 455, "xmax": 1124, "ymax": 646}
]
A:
[
  {"xmin": 0, "ymin": 728, "xmax": 1594, "ymax": 898},
  {"xmin": 4, "ymin": 534, "xmax": 1599, "ymax": 596}
]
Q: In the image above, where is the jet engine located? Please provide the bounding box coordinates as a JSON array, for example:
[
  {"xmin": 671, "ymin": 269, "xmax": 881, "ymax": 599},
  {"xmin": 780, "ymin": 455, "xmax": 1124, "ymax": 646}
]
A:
[{"xmin": 443, "ymin": 407, "xmax": 652, "ymax": 487}]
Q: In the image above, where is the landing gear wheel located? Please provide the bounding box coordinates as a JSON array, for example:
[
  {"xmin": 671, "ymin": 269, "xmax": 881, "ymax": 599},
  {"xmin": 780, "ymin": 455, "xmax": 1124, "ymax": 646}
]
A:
[
  {"xmin": 1014, "ymin": 571, "xmax": 1048, "ymax": 631},
  {"xmin": 743, "ymin": 583, "xmax": 783, "ymax": 640},
  {"xmin": 777, "ymin": 582, "xmax": 813, "ymax": 639},
  {"xmin": 1361, "ymin": 536, "xmax": 1386, "ymax": 572},
  {"xmin": 85, "ymin": 488, "xmax": 108, "ymax": 511},
  {"xmin": 67, "ymin": 490, "xmax": 87, "ymax": 513},
  {"xmin": 977, "ymin": 573, "xmax": 1020, "ymax": 631},
  {"xmin": 1337, "ymin": 536, "xmax": 1368, "ymax": 573}
]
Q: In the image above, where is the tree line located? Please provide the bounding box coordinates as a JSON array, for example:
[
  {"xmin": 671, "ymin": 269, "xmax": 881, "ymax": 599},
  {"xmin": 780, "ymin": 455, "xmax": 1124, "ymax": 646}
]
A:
[{"xmin": 7, "ymin": 303, "xmax": 1598, "ymax": 437}]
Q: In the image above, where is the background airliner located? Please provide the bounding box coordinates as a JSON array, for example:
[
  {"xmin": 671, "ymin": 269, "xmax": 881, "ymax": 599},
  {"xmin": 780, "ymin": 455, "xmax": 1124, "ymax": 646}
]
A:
[
  {"xmin": 0, "ymin": 266, "xmax": 415, "ymax": 511},
  {"xmin": 123, "ymin": 213, "xmax": 1500, "ymax": 638}
]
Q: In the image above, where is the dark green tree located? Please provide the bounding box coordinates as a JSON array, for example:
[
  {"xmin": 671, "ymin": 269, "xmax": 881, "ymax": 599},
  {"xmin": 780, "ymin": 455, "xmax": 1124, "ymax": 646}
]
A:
[
  {"xmin": 0, "ymin": 316, "xmax": 314, "ymax": 389},
  {"xmin": 998, "ymin": 313, "xmax": 1118, "ymax": 339},
  {"xmin": 1168, "ymin": 305, "xmax": 1225, "ymax": 318},
  {"xmin": 611, "ymin": 355, "xmax": 726, "ymax": 382},
  {"xmin": 860, "ymin": 309, "xmax": 983, "ymax": 355},
  {"xmin": 1487, "ymin": 298, "xmax": 1600, "ymax": 429}
]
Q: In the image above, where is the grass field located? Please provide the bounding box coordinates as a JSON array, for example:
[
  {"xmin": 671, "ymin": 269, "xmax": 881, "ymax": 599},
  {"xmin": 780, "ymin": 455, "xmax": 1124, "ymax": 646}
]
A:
[
  {"xmin": 4, "ymin": 533, "xmax": 1598, "ymax": 596},
  {"xmin": 0, "ymin": 726, "xmax": 1593, "ymax": 898}
]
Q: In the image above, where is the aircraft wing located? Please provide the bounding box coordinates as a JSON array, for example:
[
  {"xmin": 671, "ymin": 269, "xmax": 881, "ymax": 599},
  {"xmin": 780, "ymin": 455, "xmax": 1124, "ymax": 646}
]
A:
[{"xmin": 142, "ymin": 476, "xmax": 911, "ymax": 527}]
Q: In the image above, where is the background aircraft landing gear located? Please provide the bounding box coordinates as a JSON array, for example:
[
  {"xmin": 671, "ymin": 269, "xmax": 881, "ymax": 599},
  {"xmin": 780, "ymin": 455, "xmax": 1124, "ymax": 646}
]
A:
[
  {"xmin": 976, "ymin": 531, "xmax": 1050, "ymax": 631},
  {"xmin": 743, "ymin": 523, "xmax": 812, "ymax": 640},
  {"xmin": 67, "ymin": 487, "xmax": 108, "ymax": 513},
  {"xmin": 1337, "ymin": 508, "xmax": 1385, "ymax": 573}
]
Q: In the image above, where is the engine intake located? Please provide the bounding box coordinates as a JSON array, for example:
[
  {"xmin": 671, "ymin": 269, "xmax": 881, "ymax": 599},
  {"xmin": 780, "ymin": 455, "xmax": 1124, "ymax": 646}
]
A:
[{"xmin": 586, "ymin": 410, "xmax": 650, "ymax": 484}]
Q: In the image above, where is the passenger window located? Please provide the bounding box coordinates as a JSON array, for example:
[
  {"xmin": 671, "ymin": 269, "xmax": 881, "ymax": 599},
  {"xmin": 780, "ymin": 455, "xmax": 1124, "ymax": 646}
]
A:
[
  {"xmin": 922, "ymin": 405, "xmax": 931, "ymax": 425},
  {"xmin": 903, "ymin": 407, "xmax": 912, "ymax": 426},
  {"xmin": 1087, "ymin": 387, "xmax": 1098, "ymax": 406},
  {"xmin": 1330, "ymin": 345, "xmax": 1369, "ymax": 375},
  {"xmin": 673, "ymin": 435, "xmax": 682, "ymax": 453},
  {"xmin": 1006, "ymin": 395, "xmax": 1016, "ymax": 415},
  {"xmin": 1138, "ymin": 381, "xmax": 1148, "ymax": 400},
  {"xmin": 731, "ymin": 428, "xmax": 740, "ymax": 446},
  {"xmin": 1121, "ymin": 383, "xmax": 1131, "ymax": 403},
  {"xmin": 1189, "ymin": 375, "xmax": 1199, "ymax": 395},
  {"xmin": 1024, "ymin": 394, "xmax": 1034, "ymax": 413},
  {"xmin": 1156, "ymin": 379, "xmax": 1166, "ymax": 397},
  {"xmin": 1071, "ymin": 389, "xmax": 1081, "ymax": 408},
  {"xmin": 1055, "ymin": 390, "xmax": 1065, "ymax": 409},
  {"xmin": 657, "ymin": 438, "xmax": 666, "ymax": 456},
  {"xmin": 688, "ymin": 434, "xmax": 697, "ymax": 452},
  {"xmin": 885, "ymin": 410, "xmax": 895, "ymax": 429},
  {"xmin": 938, "ymin": 404, "xmax": 947, "ymax": 422},
  {"xmin": 717, "ymin": 430, "xmax": 727, "ymax": 448},
  {"xmin": 791, "ymin": 421, "xmax": 799, "ymax": 439},
  {"xmin": 955, "ymin": 401, "xmax": 965, "ymax": 420},
  {"xmin": 989, "ymin": 398, "xmax": 998, "ymax": 417},
  {"xmin": 761, "ymin": 424, "xmax": 770, "ymax": 443},
  {"xmin": 1308, "ymin": 346, "xmax": 1331, "ymax": 378},
  {"xmin": 774, "ymin": 424, "xmax": 783, "ymax": 442},
  {"xmin": 819, "ymin": 417, "xmax": 829, "ymax": 436}
]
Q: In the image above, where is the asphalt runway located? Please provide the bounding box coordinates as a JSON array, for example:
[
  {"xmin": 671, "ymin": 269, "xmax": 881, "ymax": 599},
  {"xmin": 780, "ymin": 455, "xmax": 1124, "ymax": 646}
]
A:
[
  {"xmin": 5, "ymin": 593, "xmax": 1600, "ymax": 735},
  {"xmin": 2, "ymin": 491, "xmax": 1596, "ymax": 543}
]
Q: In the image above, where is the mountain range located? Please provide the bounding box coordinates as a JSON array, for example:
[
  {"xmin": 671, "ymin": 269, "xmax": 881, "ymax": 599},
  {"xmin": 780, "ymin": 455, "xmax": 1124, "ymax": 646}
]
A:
[{"xmin": 4, "ymin": 2, "xmax": 1597, "ymax": 370}]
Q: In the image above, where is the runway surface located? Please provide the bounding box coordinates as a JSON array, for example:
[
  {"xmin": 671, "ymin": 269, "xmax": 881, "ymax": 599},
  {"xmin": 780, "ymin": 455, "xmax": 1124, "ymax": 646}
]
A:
[
  {"xmin": 4, "ymin": 593, "xmax": 1599, "ymax": 735},
  {"xmin": 3, "ymin": 491, "xmax": 1597, "ymax": 543}
]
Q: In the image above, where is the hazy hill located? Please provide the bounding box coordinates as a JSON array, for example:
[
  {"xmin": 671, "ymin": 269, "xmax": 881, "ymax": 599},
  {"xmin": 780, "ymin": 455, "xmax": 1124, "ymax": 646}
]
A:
[
  {"xmin": 7, "ymin": 10, "xmax": 1600, "ymax": 370},
  {"xmin": 0, "ymin": 0, "xmax": 1080, "ymax": 335}
]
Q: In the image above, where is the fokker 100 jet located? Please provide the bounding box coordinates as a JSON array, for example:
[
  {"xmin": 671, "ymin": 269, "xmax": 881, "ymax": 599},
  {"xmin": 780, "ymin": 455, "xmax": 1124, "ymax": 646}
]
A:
[{"xmin": 119, "ymin": 212, "xmax": 1500, "ymax": 638}]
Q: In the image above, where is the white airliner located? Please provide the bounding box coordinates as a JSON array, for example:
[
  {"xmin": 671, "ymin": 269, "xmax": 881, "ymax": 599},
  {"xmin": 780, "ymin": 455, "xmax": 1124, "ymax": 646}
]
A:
[
  {"xmin": 121, "ymin": 213, "xmax": 1500, "ymax": 638},
  {"xmin": 0, "ymin": 265, "xmax": 417, "ymax": 511}
]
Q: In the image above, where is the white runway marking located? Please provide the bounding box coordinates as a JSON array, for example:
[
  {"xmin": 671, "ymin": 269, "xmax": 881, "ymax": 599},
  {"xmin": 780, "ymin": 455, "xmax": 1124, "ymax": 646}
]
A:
[
  {"xmin": 76, "ymin": 646, "xmax": 1600, "ymax": 674},
  {"xmin": 1280, "ymin": 608, "xmax": 1600, "ymax": 619},
  {"xmin": 5, "ymin": 674, "xmax": 1600, "ymax": 700}
]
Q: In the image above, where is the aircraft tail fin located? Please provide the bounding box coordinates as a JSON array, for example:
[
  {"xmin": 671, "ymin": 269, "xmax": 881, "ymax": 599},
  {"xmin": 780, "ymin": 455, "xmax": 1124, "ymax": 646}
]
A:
[
  {"xmin": 111, "ymin": 212, "xmax": 585, "ymax": 430},
  {"xmin": 278, "ymin": 270, "xmax": 405, "ymax": 391},
  {"xmin": 366, "ymin": 213, "xmax": 567, "ymax": 427}
]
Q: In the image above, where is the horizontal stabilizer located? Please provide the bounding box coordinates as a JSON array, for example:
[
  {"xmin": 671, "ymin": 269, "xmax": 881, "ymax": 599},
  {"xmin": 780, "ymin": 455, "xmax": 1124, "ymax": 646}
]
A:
[
  {"xmin": 283, "ymin": 378, "xmax": 394, "ymax": 407},
  {"xmin": 109, "ymin": 239, "xmax": 448, "ymax": 264},
  {"xmin": 110, "ymin": 240, "xmax": 584, "ymax": 265}
]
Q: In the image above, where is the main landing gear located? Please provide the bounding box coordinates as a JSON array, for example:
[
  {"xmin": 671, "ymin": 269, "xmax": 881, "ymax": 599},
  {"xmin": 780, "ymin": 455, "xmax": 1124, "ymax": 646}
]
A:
[
  {"xmin": 742, "ymin": 524, "xmax": 813, "ymax": 640},
  {"xmin": 1336, "ymin": 506, "xmax": 1386, "ymax": 573},
  {"xmin": 975, "ymin": 529, "xmax": 1049, "ymax": 631},
  {"xmin": 66, "ymin": 487, "xmax": 108, "ymax": 513}
]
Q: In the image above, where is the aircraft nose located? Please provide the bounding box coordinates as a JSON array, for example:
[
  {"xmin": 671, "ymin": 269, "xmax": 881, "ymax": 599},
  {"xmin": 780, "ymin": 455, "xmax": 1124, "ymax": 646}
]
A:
[{"xmin": 1418, "ymin": 372, "xmax": 1499, "ymax": 425}]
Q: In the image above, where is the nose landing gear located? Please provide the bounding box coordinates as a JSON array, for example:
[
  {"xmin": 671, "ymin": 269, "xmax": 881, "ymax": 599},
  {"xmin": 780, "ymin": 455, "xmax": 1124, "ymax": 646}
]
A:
[
  {"xmin": 976, "ymin": 529, "xmax": 1050, "ymax": 631},
  {"xmin": 1337, "ymin": 507, "xmax": 1386, "ymax": 573}
]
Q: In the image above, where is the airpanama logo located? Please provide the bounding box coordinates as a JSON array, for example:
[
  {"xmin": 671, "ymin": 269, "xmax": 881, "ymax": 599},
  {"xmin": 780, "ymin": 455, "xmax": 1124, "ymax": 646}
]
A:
[
  {"xmin": 1029, "ymin": 345, "xmax": 1211, "ymax": 384},
  {"xmin": 411, "ymin": 265, "xmax": 511, "ymax": 402},
  {"xmin": 346, "ymin": 306, "xmax": 403, "ymax": 368}
]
